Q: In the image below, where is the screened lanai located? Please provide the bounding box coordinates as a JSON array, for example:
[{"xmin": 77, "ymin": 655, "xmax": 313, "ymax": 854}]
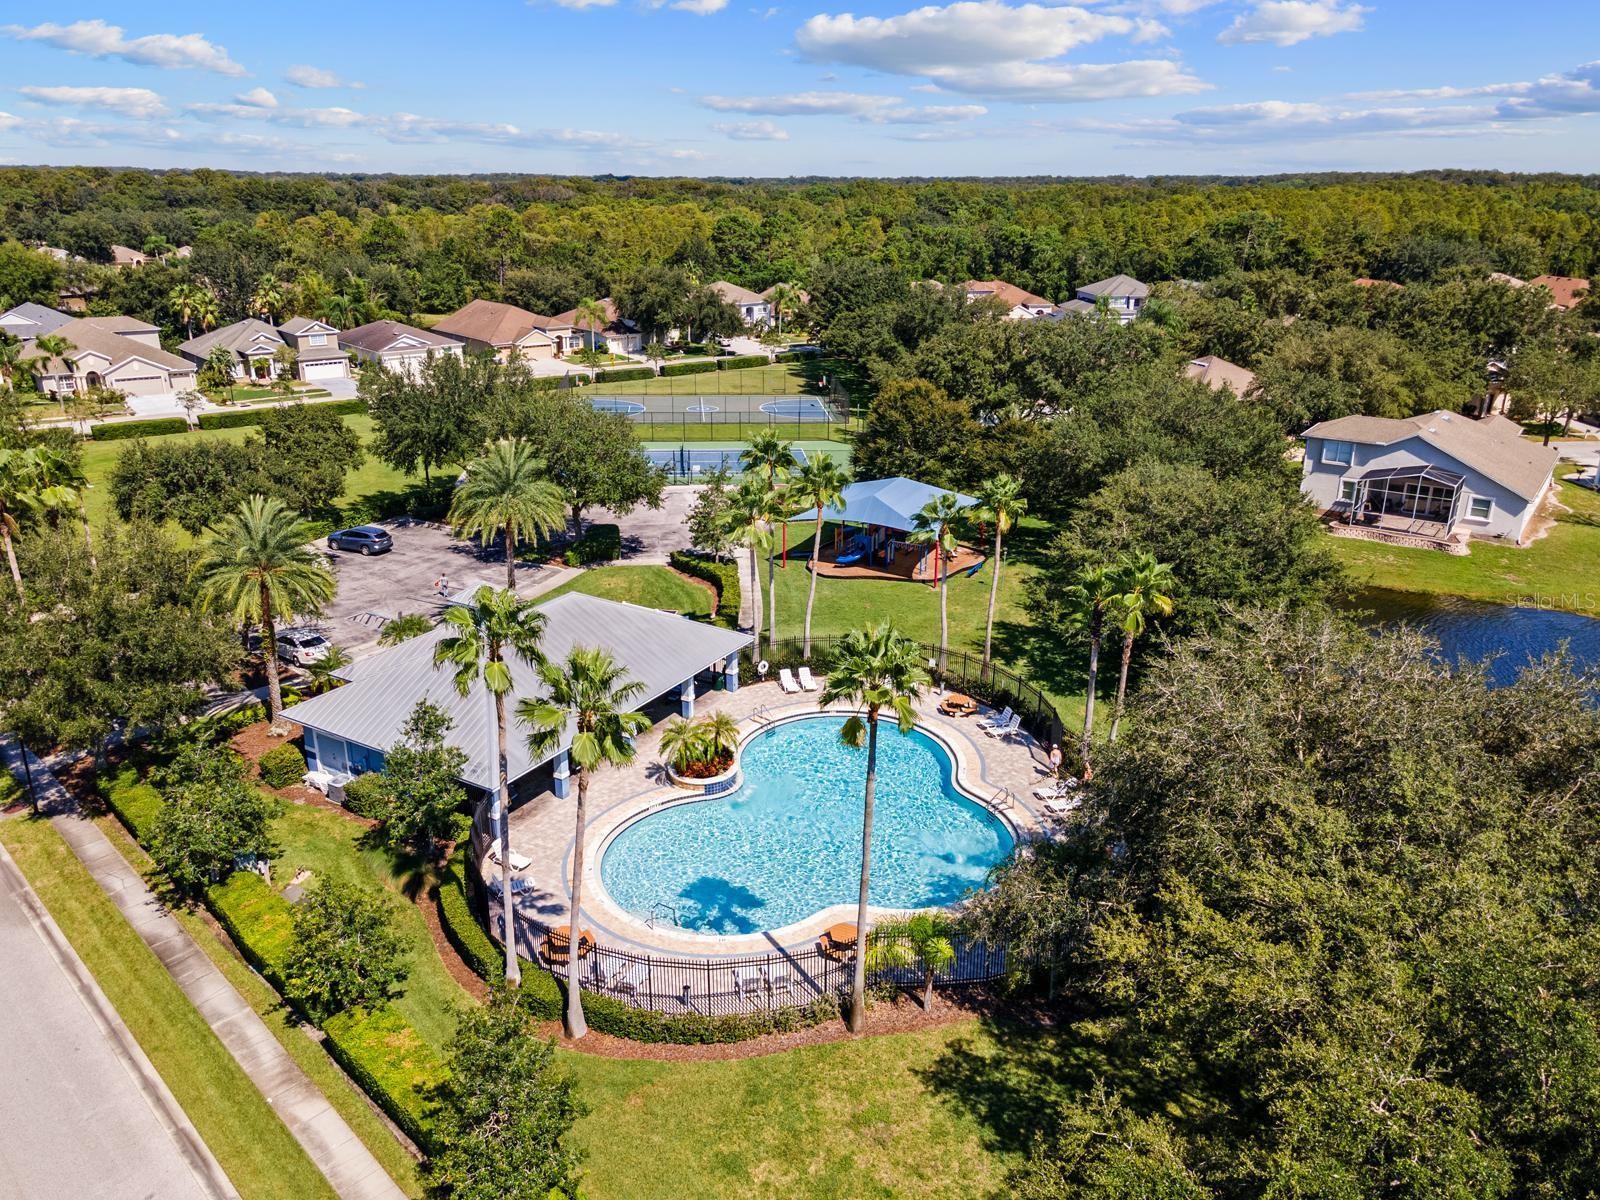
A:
[{"xmin": 1340, "ymin": 463, "xmax": 1466, "ymax": 536}]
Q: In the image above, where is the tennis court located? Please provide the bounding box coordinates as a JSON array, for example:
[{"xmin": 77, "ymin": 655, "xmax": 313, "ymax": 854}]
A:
[
  {"xmin": 588, "ymin": 393, "xmax": 840, "ymax": 424},
  {"xmin": 644, "ymin": 446, "xmax": 811, "ymax": 479}
]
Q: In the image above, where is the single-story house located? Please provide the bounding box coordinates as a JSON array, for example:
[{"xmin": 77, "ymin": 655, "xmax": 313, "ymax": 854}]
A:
[
  {"xmin": 432, "ymin": 299, "xmax": 563, "ymax": 363},
  {"xmin": 110, "ymin": 244, "xmax": 148, "ymax": 269},
  {"xmin": 963, "ymin": 280, "xmax": 1055, "ymax": 320},
  {"xmin": 181, "ymin": 316, "xmax": 351, "ymax": 383},
  {"xmin": 1488, "ymin": 272, "xmax": 1526, "ymax": 288},
  {"xmin": 1184, "ymin": 355, "xmax": 1256, "ymax": 396},
  {"xmin": 710, "ymin": 281, "xmax": 772, "ymax": 327},
  {"xmin": 1528, "ymin": 275, "xmax": 1591, "ymax": 312},
  {"xmin": 0, "ymin": 301, "xmax": 73, "ymax": 346},
  {"xmin": 549, "ymin": 298, "xmax": 642, "ymax": 354},
  {"xmin": 281, "ymin": 593, "xmax": 753, "ymax": 802},
  {"xmin": 1300, "ymin": 410, "xmax": 1559, "ymax": 546},
  {"xmin": 22, "ymin": 315, "xmax": 197, "ymax": 397},
  {"xmin": 1064, "ymin": 274, "xmax": 1148, "ymax": 323},
  {"xmin": 340, "ymin": 319, "xmax": 464, "ymax": 379}
]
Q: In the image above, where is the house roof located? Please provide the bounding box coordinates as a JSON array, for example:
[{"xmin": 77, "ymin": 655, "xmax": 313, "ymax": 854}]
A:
[
  {"xmin": 180, "ymin": 318, "xmax": 285, "ymax": 359},
  {"xmin": 549, "ymin": 298, "xmax": 637, "ymax": 334},
  {"xmin": 278, "ymin": 316, "xmax": 338, "ymax": 336},
  {"xmin": 1184, "ymin": 355, "xmax": 1257, "ymax": 395},
  {"xmin": 963, "ymin": 279, "xmax": 1053, "ymax": 309},
  {"xmin": 1528, "ymin": 275, "xmax": 1591, "ymax": 310},
  {"xmin": 281, "ymin": 592, "xmax": 752, "ymax": 791},
  {"xmin": 1301, "ymin": 410, "xmax": 1559, "ymax": 502},
  {"xmin": 801, "ymin": 477, "xmax": 978, "ymax": 532},
  {"xmin": 84, "ymin": 315, "xmax": 159, "ymax": 335},
  {"xmin": 1050, "ymin": 298, "xmax": 1098, "ymax": 317},
  {"xmin": 432, "ymin": 299, "xmax": 553, "ymax": 347},
  {"xmin": 710, "ymin": 280, "xmax": 765, "ymax": 306},
  {"xmin": 1488, "ymin": 272, "xmax": 1527, "ymax": 288},
  {"xmin": 110, "ymin": 245, "xmax": 146, "ymax": 265},
  {"xmin": 340, "ymin": 319, "xmax": 462, "ymax": 354},
  {"xmin": 0, "ymin": 301, "xmax": 73, "ymax": 339},
  {"xmin": 1076, "ymin": 274, "xmax": 1148, "ymax": 300},
  {"xmin": 22, "ymin": 316, "xmax": 193, "ymax": 374}
]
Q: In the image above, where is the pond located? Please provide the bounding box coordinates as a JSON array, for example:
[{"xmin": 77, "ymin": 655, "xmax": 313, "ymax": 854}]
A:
[{"xmin": 1349, "ymin": 588, "xmax": 1600, "ymax": 687}]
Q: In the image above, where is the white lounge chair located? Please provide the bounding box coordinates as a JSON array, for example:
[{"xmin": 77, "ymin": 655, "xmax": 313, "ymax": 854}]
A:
[
  {"xmin": 596, "ymin": 959, "xmax": 644, "ymax": 997},
  {"xmin": 1043, "ymin": 795, "xmax": 1080, "ymax": 819},
  {"xmin": 778, "ymin": 667, "xmax": 802, "ymax": 694},
  {"xmin": 976, "ymin": 706, "xmax": 1014, "ymax": 732},
  {"xmin": 797, "ymin": 666, "xmax": 820, "ymax": 691},
  {"xmin": 487, "ymin": 843, "xmax": 532, "ymax": 873},
  {"xmin": 734, "ymin": 967, "xmax": 764, "ymax": 999},
  {"xmin": 762, "ymin": 963, "xmax": 795, "ymax": 998},
  {"xmin": 982, "ymin": 713, "xmax": 1021, "ymax": 740},
  {"xmin": 1032, "ymin": 778, "xmax": 1079, "ymax": 803}
]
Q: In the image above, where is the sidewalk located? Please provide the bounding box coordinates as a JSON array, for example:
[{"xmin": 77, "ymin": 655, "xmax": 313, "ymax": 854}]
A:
[{"xmin": 1, "ymin": 739, "xmax": 409, "ymax": 1200}]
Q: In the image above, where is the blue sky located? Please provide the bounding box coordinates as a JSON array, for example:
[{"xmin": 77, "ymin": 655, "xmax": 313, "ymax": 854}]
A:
[{"xmin": 0, "ymin": 2, "xmax": 1596, "ymax": 176}]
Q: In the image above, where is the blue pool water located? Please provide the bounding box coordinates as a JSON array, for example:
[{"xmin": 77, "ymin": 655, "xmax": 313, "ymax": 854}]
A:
[{"xmin": 600, "ymin": 715, "xmax": 1014, "ymax": 934}]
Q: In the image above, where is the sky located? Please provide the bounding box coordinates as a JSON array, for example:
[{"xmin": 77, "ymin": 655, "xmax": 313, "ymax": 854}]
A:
[{"xmin": 0, "ymin": 2, "xmax": 1596, "ymax": 177}]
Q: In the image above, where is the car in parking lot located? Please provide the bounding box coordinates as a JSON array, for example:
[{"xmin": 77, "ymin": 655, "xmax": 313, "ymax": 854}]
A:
[
  {"xmin": 275, "ymin": 627, "xmax": 334, "ymax": 666},
  {"xmin": 327, "ymin": 525, "xmax": 393, "ymax": 555}
]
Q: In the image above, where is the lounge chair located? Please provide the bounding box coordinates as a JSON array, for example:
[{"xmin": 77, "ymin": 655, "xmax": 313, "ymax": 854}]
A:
[
  {"xmin": 797, "ymin": 666, "xmax": 820, "ymax": 691},
  {"xmin": 1032, "ymin": 779, "xmax": 1078, "ymax": 803},
  {"xmin": 595, "ymin": 959, "xmax": 644, "ymax": 997},
  {"xmin": 734, "ymin": 967, "xmax": 764, "ymax": 1000},
  {"xmin": 762, "ymin": 963, "xmax": 795, "ymax": 998},
  {"xmin": 1043, "ymin": 795, "xmax": 1080, "ymax": 819},
  {"xmin": 487, "ymin": 843, "xmax": 532, "ymax": 873},
  {"xmin": 779, "ymin": 667, "xmax": 802, "ymax": 694},
  {"xmin": 982, "ymin": 713, "xmax": 1021, "ymax": 740},
  {"xmin": 975, "ymin": 706, "xmax": 1014, "ymax": 732}
]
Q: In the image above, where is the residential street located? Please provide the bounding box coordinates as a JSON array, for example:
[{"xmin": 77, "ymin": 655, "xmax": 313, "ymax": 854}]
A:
[{"xmin": 0, "ymin": 841, "xmax": 234, "ymax": 1200}]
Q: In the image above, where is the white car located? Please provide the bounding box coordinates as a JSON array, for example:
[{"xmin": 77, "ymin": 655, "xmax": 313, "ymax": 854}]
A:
[{"xmin": 275, "ymin": 627, "xmax": 333, "ymax": 667}]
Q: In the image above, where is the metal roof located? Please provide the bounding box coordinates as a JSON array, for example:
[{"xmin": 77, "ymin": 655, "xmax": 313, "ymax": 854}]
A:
[
  {"xmin": 798, "ymin": 477, "xmax": 978, "ymax": 532},
  {"xmin": 281, "ymin": 592, "xmax": 752, "ymax": 790}
]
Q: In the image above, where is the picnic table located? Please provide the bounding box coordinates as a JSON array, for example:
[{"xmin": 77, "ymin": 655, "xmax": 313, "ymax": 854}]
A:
[
  {"xmin": 937, "ymin": 692, "xmax": 978, "ymax": 717},
  {"xmin": 543, "ymin": 924, "xmax": 596, "ymax": 965}
]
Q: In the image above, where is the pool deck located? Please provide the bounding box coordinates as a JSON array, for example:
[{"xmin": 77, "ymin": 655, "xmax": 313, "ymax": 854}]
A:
[{"xmin": 500, "ymin": 681, "xmax": 1053, "ymax": 960}]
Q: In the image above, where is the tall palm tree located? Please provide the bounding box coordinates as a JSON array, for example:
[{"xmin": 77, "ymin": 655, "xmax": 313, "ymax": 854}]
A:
[
  {"xmin": 573, "ymin": 298, "xmax": 608, "ymax": 358},
  {"xmin": 722, "ymin": 476, "xmax": 777, "ymax": 647},
  {"xmin": 193, "ymin": 288, "xmax": 221, "ymax": 334},
  {"xmin": 169, "ymin": 282, "xmax": 203, "ymax": 339},
  {"xmin": 32, "ymin": 334, "xmax": 76, "ymax": 419},
  {"xmin": 1064, "ymin": 564, "xmax": 1119, "ymax": 776},
  {"xmin": 32, "ymin": 442, "xmax": 95, "ymax": 567},
  {"xmin": 908, "ymin": 493, "xmax": 964, "ymax": 674},
  {"xmin": 1106, "ymin": 553, "xmax": 1175, "ymax": 742},
  {"xmin": 974, "ymin": 474, "xmax": 1027, "ymax": 668},
  {"xmin": 324, "ymin": 293, "xmax": 354, "ymax": 329},
  {"xmin": 741, "ymin": 433, "xmax": 795, "ymax": 648},
  {"xmin": 766, "ymin": 281, "xmax": 801, "ymax": 336},
  {"xmin": 819, "ymin": 623, "xmax": 928, "ymax": 1033},
  {"xmin": 433, "ymin": 586, "xmax": 549, "ymax": 989},
  {"xmin": 519, "ymin": 647, "xmax": 649, "ymax": 1038},
  {"xmin": 792, "ymin": 456, "xmax": 850, "ymax": 659},
  {"xmin": 448, "ymin": 439, "xmax": 566, "ymax": 588},
  {"xmin": 0, "ymin": 446, "xmax": 44, "ymax": 599},
  {"xmin": 252, "ymin": 275, "xmax": 286, "ymax": 323},
  {"xmin": 195, "ymin": 495, "xmax": 336, "ymax": 732}
]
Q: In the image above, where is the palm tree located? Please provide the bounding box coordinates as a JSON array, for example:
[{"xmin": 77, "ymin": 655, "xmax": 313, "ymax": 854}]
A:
[
  {"xmin": 1064, "ymin": 564, "xmax": 1119, "ymax": 776},
  {"xmin": 252, "ymin": 275, "xmax": 286, "ymax": 323},
  {"xmin": 1106, "ymin": 553, "xmax": 1175, "ymax": 743},
  {"xmin": 377, "ymin": 612, "xmax": 434, "ymax": 645},
  {"xmin": 573, "ymin": 298, "xmax": 609, "ymax": 359},
  {"xmin": 865, "ymin": 911, "xmax": 957, "ymax": 1010},
  {"xmin": 819, "ymin": 623, "xmax": 928, "ymax": 1032},
  {"xmin": 908, "ymin": 493, "xmax": 964, "ymax": 674},
  {"xmin": 792, "ymin": 455, "xmax": 850, "ymax": 659},
  {"xmin": 305, "ymin": 644, "xmax": 352, "ymax": 695},
  {"xmin": 974, "ymin": 474, "xmax": 1027, "ymax": 668},
  {"xmin": 195, "ymin": 495, "xmax": 336, "ymax": 732},
  {"xmin": 324, "ymin": 293, "xmax": 354, "ymax": 329},
  {"xmin": 169, "ymin": 282, "xmax": 204, "ymax": 339},
  {"xmin": 741, "ymin": 433, "xmax": 795, "ymax": 651},
  {"xmin": 433, "ymin": 587, "xmax": 549, "ymax": 989},
  {"xmin": 766, "ymin": 281, "xmax": 801, "ymax": 336},
  {"xmin": 658, "ymin": 717, "xmax": 707, "ymax": 773},
  {"xmin": 32, "ymin": 442, "xmax": 95, "ymax": 567},
  {"xmin": 32, "ymin": 334, "xmax": 76, "ymax": 419},
  {"xmin": 448, "ymin": 439, "xmax": 566, "ymax": 588},
  {"xmin": 0, "ymin": 446, "xmax": 44, "ymax": 599},
  {"xmin": 701, "ymin": 710, "xmax": 739, "ymax": 761},
  {"xmin": 722, "ymin": 476, "xmax": 776, "ymax": 647},
  {"xmin": 192, "ymin": 288, "xmax": 221, "ymax": 334},
  {"xmin": 519, "ymin": 647, "xmax": 649, "ymax": 1039}
]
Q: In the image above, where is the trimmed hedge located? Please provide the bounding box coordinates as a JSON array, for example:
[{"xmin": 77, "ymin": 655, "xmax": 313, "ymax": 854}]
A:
[
  {"xmin": 660, "ymin": 359, "xmax": 717, "ymax": 378},
  {"xmin": 594, "ymin": 366, "xmax": 655, "ymax": 384},
  {"xmin": 197, "ymin": 396, "xmax": 363, "ymax": 429},
  {"xmin": 99, "ymin": 766, "xmax": 163, "ymax": 841},
  {"xmin": 669, "ymin": 551, "xmax": 741, "ymax": 628},
  {"xmin": 564, "ymin": 523, "xmax": 621, "ymax": 567},
  {"xmin": 438, "ymin": 850, "xmax": 504, "ymax": 980},
  {"xmin": 718, "ymin": 354, "xmax": 769, "ymax": 371},
  {"xmin": 90, "ymin": 417, "xmax": 189, "ymax": 441},
  {"xmin": 257, "ymin": 743, "xmax": 306, "ymax": 788},
  {"xmin": 342, "ymin": 772, "xmax": 390, "ymax": 820}
]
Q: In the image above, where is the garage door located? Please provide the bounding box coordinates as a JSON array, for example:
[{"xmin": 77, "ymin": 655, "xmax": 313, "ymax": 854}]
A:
[
  {"xmin": 116, "ymin": 375, "xmax": 168, "ymax": 396},
  {"xmin": 301, "ymin": 360, "xmax": 348, "ymax": 381}
]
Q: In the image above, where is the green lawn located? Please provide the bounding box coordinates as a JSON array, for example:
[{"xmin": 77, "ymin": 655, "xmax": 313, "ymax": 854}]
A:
[
  {"xmin": 543, "ymin": 565, "xmax": 714, "ymax": 618},
  {"xmin": 0, "ymin": 815, "xmax": 339, "ymax": 1200},
  {"xmin": 1329, "ymin": 467, "xmax": 1600, "ymax": 615}
]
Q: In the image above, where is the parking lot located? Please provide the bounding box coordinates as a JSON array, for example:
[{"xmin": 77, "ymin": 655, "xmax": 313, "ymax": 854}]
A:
[{"xmin": 311, "ymin": 519, "xmax": 570, "ymax": 657}]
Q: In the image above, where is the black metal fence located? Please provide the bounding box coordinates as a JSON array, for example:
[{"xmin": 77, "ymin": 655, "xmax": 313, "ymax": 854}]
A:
[{"xmin": 742, "ymin": 636, "xmax": 1065, "ymax": 746}]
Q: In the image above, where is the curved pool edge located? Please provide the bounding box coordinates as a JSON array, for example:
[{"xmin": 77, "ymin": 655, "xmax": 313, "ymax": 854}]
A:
[{"xmin": 582, "ymin": 708, "xmax": 1024, "ymax": 952}]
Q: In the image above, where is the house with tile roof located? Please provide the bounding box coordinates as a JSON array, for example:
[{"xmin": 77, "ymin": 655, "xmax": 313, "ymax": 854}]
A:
[
  {"xmin": 1528, "ymin": 275, "xmax": 1591, "ymax": 312},
  {"xmin": 1184, "ymin": 355, "xmax": 1257, "ymax": 396},
  {"xmin": 548, "ymin": 298, "xmax": 643, "ymax": 354},
  {"xmin": 962, "ymin": 279, "xmax": 1056, "ymax": 320},
  {"xmin": 710, "ymin": 281, "xmax": 772, "ymax": 327},
  {"xmin": 1300, "ymin": 410, "xmax": 1558, "ymax": 547}
]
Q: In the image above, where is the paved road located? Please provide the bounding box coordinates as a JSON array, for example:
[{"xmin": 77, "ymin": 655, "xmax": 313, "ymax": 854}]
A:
[{"xmin": 0, "ymin": 841, "xmax": 235, "ymax": 1200}]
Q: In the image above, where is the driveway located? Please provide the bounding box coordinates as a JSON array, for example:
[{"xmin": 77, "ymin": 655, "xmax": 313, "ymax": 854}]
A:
[
  {"xmin": 585, "ymin": 485, "xmax": 700, "ymax": 565},
  {"xmin": 0, "ymin": 843, "xmax": 229, "ymax": 1200}
]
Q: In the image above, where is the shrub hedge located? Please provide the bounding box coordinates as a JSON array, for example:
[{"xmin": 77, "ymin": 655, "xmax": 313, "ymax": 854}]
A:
[
  {"xmin": 438, "ymin": 850, "xmax": 504, "ymax": 980},
  {"xmin": 341, "ymin": 772, "xmax": 390, "ymax": 821},
  {"xmin": 594, "ymin": 366, "xmax": 655, "ymax": 384},
  {"xmin": 669, "ymin": 551, "xmax": 741, "ymax": 628},
  {"xmin": 718, "ymin": 354, "xmax": 768, "ymax": 371},
  {"xmin": 564, "ymin": 523, "xmax": 621, "ymax": 566},
  {"xmin": 196, "ymin": 409, "xmax": 270, "ymax": 430},
  {"xmin": 774, "ymin": 348, "xmax": 819, "ymax": 363},
  {"xmin": 257, "ymin": 743, "xmax": 306, "ymax": 788},
  {"xmin": 660, "ymin": 360, "xmax": 717, "ymax": 378},
  {"xmin": 90, "ymin": 417, "xmax": 189, "ymax": 441}
]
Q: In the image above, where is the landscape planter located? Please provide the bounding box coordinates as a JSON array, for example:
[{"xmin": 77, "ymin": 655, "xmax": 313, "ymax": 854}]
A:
[{"xmin": 665, "ymin": 756, "xmax": 741, "ymax": 796}]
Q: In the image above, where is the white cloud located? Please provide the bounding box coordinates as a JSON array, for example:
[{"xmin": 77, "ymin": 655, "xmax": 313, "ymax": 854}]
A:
[
  {"xmin": 188, "ymin": 101, "xmax": 368, "ymax": 128},
  {"xmin": 712, "ymin": 119, "xmax": 791, "ymax": 140},
  {"xmin": 701, "ymin": 90, "xmax": 987, "ymax": 122},
  {"xmin": 674, "ymin": 0, "xmax": 732, "ymax": 12},
  {"xmin": 0, "ymin": 111, "xmax": 21, "ymax": 133},
  {"xmin": 234, "ymin": 87, "xmax": 279, "ymax": 109},
  {"xmin": 1495, "ymin": 61, "xmax": 1600, "ymax": 119},
  {"xmin": 1218, "ymin": 1, "xmax": 1367, "ymax": 47},
  {"xmin": 16, "ymin": 85, "xmax": 168, "ymax": 118},
  {"xmin": 930, "ymin": 59, "xmax": 1207, "ymax": 101},
  {"xmin": 1350, "ymin": 82, "xmax": 1527, "ymax": 100},
  {"xmin": 2, "ymin": 19, "xmax": 245, "ymax": 75},
  {"xmin": 1078, "ymin": 99, "xmax": 1507, "ymax": 143},
  {"xmin": 284, "ymin": 64, "xmax": 365, "ymax": 90}
]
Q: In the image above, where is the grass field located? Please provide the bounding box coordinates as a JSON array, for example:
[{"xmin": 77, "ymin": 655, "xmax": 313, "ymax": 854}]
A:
[
  {"xmin": 0, "ymin": 815, "xmax": 339, "ymax": 1200},
  {"xmin": 544, "ymin": 564, "xmax": 714, "ymax": 618},
  {"xmin": 1329, "ymin": 467, "xmax": 1600, "ymax": 615}
]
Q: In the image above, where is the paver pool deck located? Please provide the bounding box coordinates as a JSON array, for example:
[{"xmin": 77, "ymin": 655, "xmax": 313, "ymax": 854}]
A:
[{"xmin": 502, "ymin": 681, "xmax": 1053, "ymax": 959}]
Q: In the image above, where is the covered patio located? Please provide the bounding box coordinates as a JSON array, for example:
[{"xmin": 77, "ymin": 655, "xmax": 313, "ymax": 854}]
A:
[
  {"xmin": 1338, "ymin": 463, "xmax": 1466, "ymax": 540},
  {"xmin": 793, "ymin": 476, "xmax": 985, "ymax": 586}
]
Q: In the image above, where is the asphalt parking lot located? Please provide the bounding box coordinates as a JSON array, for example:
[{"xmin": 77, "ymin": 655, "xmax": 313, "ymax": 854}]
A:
[{"xmin": 312, "ymin": 519, "xmax": 566, "ymax": 657}]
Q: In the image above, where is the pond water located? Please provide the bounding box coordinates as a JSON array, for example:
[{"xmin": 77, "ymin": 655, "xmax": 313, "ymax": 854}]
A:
[{"xmin": 1349, "ymin": 588, "xmax": 1600, "ymax": 687}]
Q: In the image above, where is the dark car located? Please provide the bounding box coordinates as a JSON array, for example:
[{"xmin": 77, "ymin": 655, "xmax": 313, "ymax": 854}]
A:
[{"xmin": 327, "ymin": 525, "xmax": 393, "ymax": 555}]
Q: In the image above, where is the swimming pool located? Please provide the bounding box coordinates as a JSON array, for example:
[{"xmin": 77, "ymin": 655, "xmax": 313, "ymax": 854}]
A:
[{"xmin": 599, "ymin": 715, "xmax": 1014, "ymax": 935}]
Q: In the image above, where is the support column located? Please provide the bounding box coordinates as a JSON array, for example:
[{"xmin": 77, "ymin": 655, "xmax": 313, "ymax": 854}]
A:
[
  {"xmin": 724, "ymin": 652, "xmax": 740, "ymax": 693},
  {"xmin": 552, "ymin": 748, "xmax": 571, "ymax": 799},
  {"xmin": 679, "ymin": 677, "xmax": 696, "ymax": 718}
]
